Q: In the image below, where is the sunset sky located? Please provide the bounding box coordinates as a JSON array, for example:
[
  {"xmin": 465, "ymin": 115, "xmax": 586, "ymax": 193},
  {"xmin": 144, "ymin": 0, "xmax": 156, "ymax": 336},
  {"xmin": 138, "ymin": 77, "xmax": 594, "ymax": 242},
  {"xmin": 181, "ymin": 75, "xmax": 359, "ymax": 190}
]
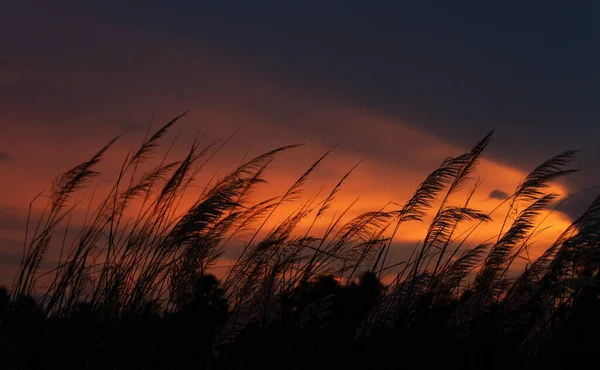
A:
[{"xmin": 1, "ymin": 2, "xmax": 598, "ymax": 285}]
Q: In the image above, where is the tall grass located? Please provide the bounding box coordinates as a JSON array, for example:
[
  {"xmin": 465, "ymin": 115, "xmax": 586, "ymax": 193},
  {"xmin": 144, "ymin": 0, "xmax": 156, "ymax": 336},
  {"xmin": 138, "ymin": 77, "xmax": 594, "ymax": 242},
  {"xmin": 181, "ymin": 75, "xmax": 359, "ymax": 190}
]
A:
[{"xmin": 4, "ymin": 115, "xmax": 600, "ymax": 369}]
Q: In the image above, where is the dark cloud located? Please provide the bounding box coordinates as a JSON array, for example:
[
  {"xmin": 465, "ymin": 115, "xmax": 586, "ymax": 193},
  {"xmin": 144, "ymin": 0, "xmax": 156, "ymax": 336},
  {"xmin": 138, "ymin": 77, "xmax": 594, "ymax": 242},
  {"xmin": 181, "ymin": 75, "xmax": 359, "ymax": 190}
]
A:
[
  {"xmin": 489, "ymin": 189, "xmax": 509, "ymax": 201},
  {"xmin": 70, "ymin": 1, "xmax": 597, "ymax": 164},
  {"xmin": 0, "ymin": 245, "xmax": 24, "ymax": 266},
  {"xmin": 0, "ymin": 206, "xmax": 39, "ymax": 233},
  {"xmin": 555, "ymin": 190, "xmax": 600, "ymax": 221},
  {"xmin": 485, "ymin": 187, "xmax": 596, "ymax": 220},
  {"xmin": 116, "ymin": 121, "xmax": 145, "ymax": 133},
  {"xmin": 0, "ymin": 238, "xmax": 24, "ymax": 287},
  {"xmin": 0, "ymin": 152, "xmax": 11, "ymax": 161},
  {"xmin": 4, "ymin": 1, "xmax": 596, "ymax": 177},
  {"xmin": 0, "ymin": 238, "xmax": 60, "ymax": 287}
]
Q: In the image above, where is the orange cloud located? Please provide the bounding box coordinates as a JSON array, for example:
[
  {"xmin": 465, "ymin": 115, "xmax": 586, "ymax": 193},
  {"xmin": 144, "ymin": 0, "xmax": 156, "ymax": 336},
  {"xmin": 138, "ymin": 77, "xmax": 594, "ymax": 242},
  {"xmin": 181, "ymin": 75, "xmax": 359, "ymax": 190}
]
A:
[{"xmin": 0, "ymin": 18, "xmax": 578, "ymax": 288}]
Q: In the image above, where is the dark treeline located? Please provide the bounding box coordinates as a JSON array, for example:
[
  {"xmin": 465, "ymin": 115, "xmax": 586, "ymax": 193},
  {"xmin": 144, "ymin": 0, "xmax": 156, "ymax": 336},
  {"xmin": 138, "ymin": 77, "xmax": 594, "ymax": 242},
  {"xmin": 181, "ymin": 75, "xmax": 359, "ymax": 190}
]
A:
[{"xmin": 2, "ymin": 115, "xmax": 599, "ymax": 369}]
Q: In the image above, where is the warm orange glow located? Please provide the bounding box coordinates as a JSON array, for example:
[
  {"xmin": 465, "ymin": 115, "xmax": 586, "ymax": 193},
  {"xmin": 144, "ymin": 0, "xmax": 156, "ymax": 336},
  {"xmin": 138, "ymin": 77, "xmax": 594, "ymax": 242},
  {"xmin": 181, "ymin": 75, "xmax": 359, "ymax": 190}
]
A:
[
  {"xmin": 0, "ymin": 23, "xmax": 578, "ymax": 287},
  {"xmin": 0, "ymin": 101, "xmax": 577, "ymax": 287}
]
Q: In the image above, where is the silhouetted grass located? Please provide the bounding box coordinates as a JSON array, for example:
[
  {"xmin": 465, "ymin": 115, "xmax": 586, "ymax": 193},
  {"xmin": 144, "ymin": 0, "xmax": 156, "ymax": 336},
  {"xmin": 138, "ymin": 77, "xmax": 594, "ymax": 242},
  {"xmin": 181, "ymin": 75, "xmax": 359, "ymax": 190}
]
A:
[{"xmin": 2, "ymin": 115, "xmax": 599, "ymax": 369}]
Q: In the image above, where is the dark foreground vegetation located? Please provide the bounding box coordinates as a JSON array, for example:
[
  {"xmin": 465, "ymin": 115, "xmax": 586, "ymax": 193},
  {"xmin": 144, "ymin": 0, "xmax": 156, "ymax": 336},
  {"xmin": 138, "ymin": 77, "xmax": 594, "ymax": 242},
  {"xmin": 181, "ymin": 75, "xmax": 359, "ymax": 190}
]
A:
[{"xmin": 2, "ymin": 114, "xmax": 600, "ymax": 369}]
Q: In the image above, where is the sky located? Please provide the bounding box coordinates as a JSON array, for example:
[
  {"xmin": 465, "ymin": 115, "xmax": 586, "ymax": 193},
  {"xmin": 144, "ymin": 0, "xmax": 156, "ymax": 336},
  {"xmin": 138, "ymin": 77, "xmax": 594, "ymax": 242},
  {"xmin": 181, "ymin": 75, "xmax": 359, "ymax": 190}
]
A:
[{"xmin": 0, "ymin": 1, "xmax": 598, "ymax": 285}]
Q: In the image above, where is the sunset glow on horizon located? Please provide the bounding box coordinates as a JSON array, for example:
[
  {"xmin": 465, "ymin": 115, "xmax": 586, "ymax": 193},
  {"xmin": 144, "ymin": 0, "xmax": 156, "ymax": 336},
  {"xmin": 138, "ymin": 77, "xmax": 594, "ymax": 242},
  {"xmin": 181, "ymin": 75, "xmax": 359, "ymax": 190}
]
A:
[
  {"xmin": 0, "ymin": 111, "xmax": 576, "ymax": 285},
  {"xmin": 1, "ymin": 2, "xmax": 596, "ymax": 290}
]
